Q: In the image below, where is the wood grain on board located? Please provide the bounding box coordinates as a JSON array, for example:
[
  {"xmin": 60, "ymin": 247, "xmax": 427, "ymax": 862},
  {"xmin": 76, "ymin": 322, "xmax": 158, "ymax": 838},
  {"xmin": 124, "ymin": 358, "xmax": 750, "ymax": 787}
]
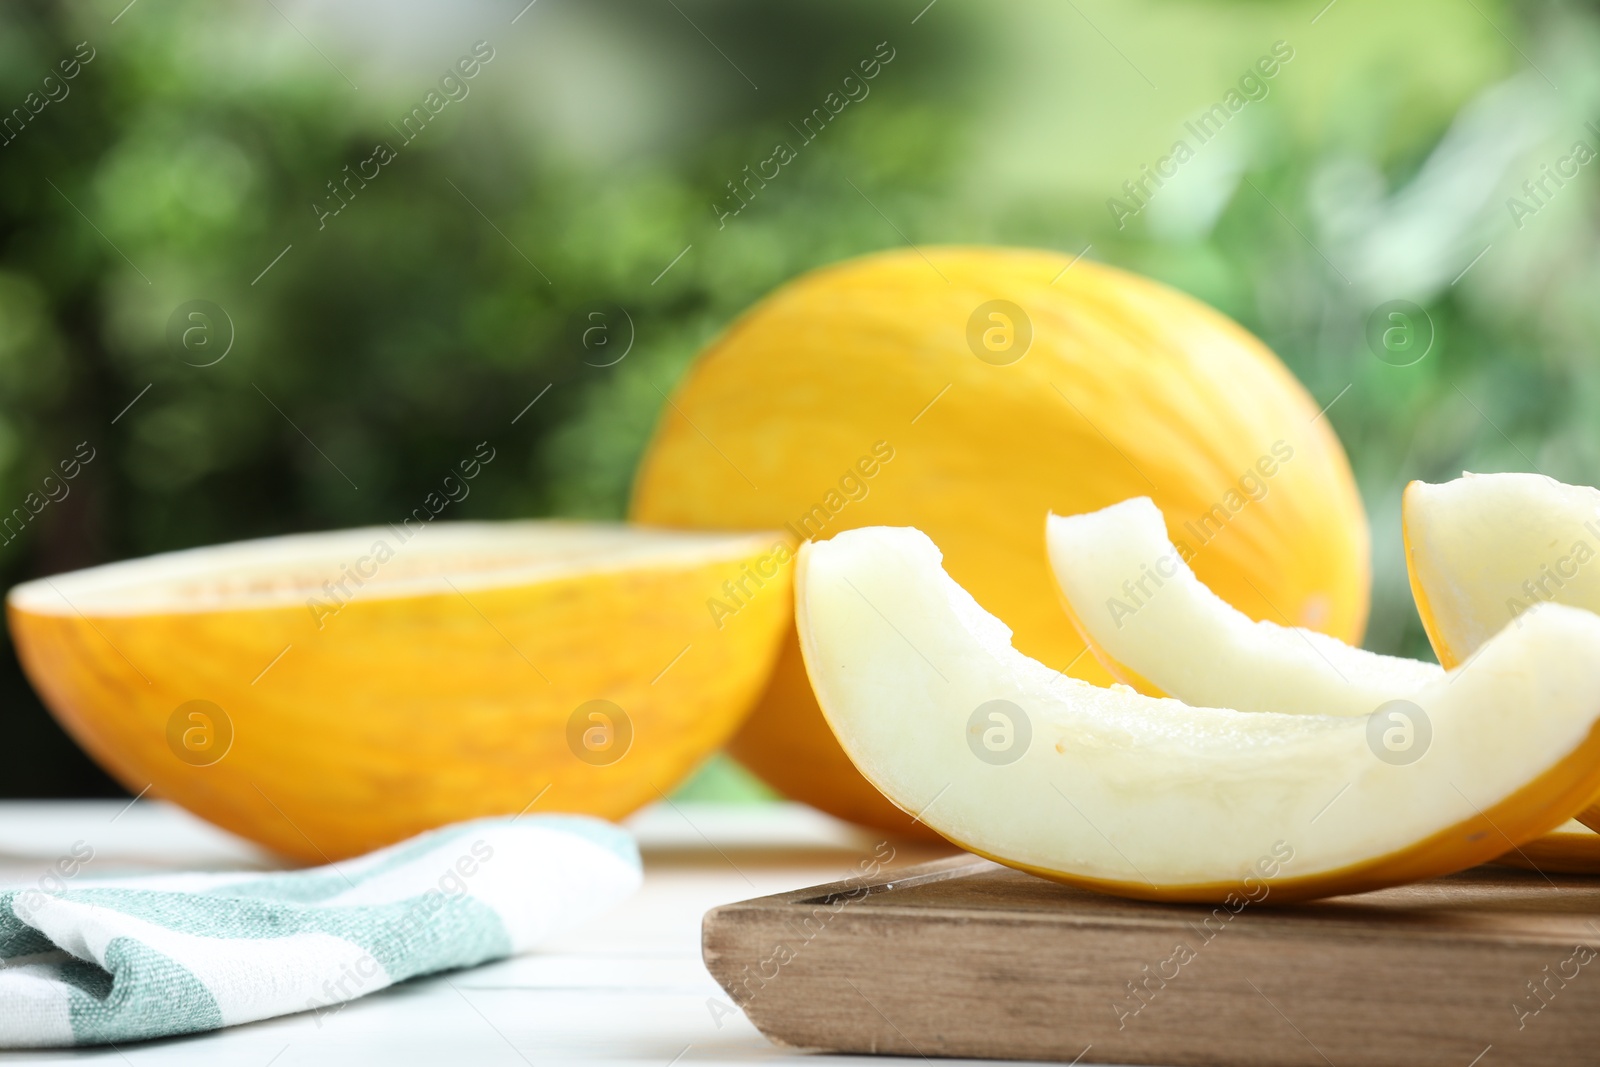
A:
[{"xmin": 703, "ymin": 855, "xmax": 1600, "ymax": 1066}]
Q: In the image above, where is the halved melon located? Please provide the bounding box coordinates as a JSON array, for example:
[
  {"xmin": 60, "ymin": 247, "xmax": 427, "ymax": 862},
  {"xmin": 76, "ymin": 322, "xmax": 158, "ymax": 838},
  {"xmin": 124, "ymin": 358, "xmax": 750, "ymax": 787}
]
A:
[
  {"xmin": 1404, "ymin": 472, "xmax": 1600, "ymax": 669},
  {"xmin": 1046, "ymin": 497, "xmax": 1441, "ymax": 714},
  {"xmin": 798, "ymin": 525, "xmax": 1600, "ymax": 902},
  {"xmin": 8, "ymin": 522, "xmax": 790, "ymax": 861}
]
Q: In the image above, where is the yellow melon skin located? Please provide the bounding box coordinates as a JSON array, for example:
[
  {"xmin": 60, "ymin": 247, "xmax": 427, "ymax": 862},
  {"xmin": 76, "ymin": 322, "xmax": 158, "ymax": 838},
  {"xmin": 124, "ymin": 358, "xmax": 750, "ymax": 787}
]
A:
[
  {"xmin": 1493, "ymin": 820, "xmax": 1600, "ymax": 876},
  {"xmin": 8, "ymin": 532, "xmax": 789, "ymax": 862},
  {"xmin": 631, "ymin": 247, "xmax": 1369, "ymax": 837}
]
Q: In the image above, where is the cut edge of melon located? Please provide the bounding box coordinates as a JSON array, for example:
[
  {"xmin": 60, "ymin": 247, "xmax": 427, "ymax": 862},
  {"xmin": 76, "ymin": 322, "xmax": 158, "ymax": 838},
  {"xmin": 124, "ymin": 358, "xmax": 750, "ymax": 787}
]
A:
[{"xmin": 8, "ymin": 521, "xmax": 787, "ymax": 617}]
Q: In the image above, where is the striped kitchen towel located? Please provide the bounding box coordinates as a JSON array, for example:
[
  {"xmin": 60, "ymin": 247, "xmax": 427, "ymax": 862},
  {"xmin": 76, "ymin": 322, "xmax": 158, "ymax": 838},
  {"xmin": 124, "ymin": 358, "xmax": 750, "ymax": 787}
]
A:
[{"xmin": 0, "ymin": 815, "xmax": 641, "ymax": 1047}]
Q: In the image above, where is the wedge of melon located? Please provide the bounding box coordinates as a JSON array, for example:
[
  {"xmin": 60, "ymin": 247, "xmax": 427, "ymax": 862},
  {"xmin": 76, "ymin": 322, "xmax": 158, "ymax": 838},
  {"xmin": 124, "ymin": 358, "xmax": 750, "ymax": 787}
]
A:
[
  {"xmin": 1048, "ymin": 497, "xmax": 1600, "ymax": 870},
  {"xmin": 1047, "ymin": 497, "xmax": 1441, "ymax": 714},
  {"xmin": 798, "ymin": 525, "xmax": 1600, "ymax": 902},
  {"xmin": 1403, "ymin": 472, "xmax": 1600, "ymax": 837},
  {"xmin": 8, "ymin": 522, "xmax": 790, "ymax": 861},
  {"xmin": 1404, "ymin": 472, "xmax": 1600, "ymax": 669}
]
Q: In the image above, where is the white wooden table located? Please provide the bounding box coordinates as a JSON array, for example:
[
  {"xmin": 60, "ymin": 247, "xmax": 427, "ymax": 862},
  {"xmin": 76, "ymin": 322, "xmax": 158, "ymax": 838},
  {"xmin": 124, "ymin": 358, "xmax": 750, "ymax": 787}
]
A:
[{"xmin": 0, "ymin": 799, "xmax": 975, "ymax": 1066}]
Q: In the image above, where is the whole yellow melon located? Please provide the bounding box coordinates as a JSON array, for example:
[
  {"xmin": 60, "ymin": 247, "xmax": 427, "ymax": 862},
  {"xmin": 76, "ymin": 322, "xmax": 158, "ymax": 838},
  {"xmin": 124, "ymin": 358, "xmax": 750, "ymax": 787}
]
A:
[{"xmin": 630, "ymin": 247, "xmax": 1368, "ymax": 837}]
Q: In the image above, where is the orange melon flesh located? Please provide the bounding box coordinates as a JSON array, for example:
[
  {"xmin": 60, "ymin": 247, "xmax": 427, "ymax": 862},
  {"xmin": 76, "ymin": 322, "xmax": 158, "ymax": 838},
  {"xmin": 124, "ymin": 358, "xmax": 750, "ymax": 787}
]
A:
[
  {"xmin": 798, "ymin": 525, "xmax": 1600, "ymax": 903},
  {"xmin": 7, "ymin": 521, "xmax": 790, "ymax": 861},
  {"xmin": 632, "ymin": 246, "xmax": 1369, "ymax": 836}
]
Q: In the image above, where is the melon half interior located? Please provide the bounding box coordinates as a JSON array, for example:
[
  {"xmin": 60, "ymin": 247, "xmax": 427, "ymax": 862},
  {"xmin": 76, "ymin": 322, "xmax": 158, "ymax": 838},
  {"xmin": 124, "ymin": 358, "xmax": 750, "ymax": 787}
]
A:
[
  {"xmin": 8, "ymin": 522, "xmax": 781, "ymax": 615},
  {"xmin": 797, "ymin": 526, "xmax": 1600, "ymax": 902}
]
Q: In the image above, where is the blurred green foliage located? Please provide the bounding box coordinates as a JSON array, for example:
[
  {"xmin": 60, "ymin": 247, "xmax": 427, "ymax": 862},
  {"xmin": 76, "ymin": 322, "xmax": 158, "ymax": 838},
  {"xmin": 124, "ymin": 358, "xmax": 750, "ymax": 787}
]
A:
[{"xmin": 1, "ymin": 0, "xmax": 1596, "ymax": 799}]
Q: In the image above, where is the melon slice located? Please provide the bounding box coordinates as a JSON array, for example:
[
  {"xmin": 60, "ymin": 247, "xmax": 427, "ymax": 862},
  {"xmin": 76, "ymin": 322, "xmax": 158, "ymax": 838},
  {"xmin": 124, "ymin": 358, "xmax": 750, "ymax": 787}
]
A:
[
  {"xmin": 8, "ymin": 521, "xmax": 791, "ymax": 861},
  {"xmin": 797, "ymin": 525, "xmax": 1600, "ymax": 902},
  {"xmin": 1046, "ymin": 497, "xmax": 1441, "ymax": 714},
  {"xmin": 1048, "ymin": 497, "xmax": 1600, "ymax": 870},
  {"xmin": 1404, "ymin": 472, "xmax": 1600, "ymax": 837},
  {"xmin": 1404, "ymin": 472, "xmax": 1600, "ymax": 669}
]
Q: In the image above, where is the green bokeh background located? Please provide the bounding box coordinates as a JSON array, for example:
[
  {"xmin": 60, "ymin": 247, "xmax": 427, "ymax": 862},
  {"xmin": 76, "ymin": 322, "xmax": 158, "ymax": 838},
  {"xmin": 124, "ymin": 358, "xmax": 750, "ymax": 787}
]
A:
[{"xmin": 2, "ymin": 0, "xmax": 1596, "ymax": 800}]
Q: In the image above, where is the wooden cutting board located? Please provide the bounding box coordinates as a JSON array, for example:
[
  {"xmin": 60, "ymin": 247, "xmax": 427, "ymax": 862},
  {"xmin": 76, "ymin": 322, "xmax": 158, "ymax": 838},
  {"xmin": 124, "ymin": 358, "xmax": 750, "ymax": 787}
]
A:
[{"xmin": 703, "ymin": 854, "xmax": 1600, "ymax": 1066}]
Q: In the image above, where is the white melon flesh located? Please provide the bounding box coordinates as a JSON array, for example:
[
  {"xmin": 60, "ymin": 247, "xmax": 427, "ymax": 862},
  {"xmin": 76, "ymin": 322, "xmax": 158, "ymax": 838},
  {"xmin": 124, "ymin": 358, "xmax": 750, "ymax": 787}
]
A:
[
  {"xmin": 798, "ymin": 526, "xmax": 1600, "ymax": 901},
  {"xmin": 1404, "ymin": 473, "xmax": 1600, "ymax": 668},
  {"xmin": 1046, "ymin": 497, "xmax": 1441, "ymax": 715}
]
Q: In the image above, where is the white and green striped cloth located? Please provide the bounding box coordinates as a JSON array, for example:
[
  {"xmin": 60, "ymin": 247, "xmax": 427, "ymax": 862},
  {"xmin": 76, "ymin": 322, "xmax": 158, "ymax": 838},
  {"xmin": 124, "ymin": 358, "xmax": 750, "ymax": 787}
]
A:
[{"xmin": 0, "ymin": 815, "xmax": 641, "ymax": 1047}]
